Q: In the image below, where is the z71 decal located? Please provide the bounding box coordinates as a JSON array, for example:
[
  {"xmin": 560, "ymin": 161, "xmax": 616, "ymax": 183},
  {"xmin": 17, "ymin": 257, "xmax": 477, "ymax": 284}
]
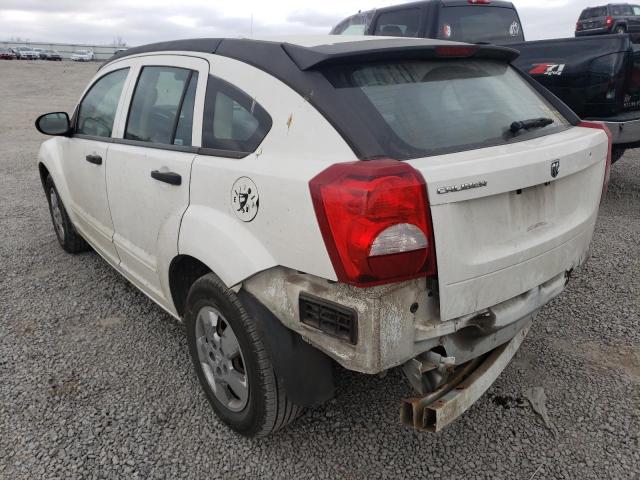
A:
[{"xmin": 529, "ymin": 64, "xmax": 566, "ymax": 76}]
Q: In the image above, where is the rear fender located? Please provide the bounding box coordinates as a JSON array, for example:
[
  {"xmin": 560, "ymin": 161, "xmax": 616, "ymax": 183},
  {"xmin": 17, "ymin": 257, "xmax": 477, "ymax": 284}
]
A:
[{"xmin": 177, "ymin": 205, "xmax": 277, "ymax": 288}]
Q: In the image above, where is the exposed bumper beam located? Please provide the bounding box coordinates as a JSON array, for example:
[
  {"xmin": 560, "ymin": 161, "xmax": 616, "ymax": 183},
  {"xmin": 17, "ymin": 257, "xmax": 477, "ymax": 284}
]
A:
[{"xmin": 400, "ymin": 321, "xmax": 531, "ymax": 432}]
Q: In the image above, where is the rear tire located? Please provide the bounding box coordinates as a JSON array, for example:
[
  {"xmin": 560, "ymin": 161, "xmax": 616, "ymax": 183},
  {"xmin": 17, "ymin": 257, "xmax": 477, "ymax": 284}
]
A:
[
  {"xmin": 44, "ymin": 175, "xmax": 89, "ymax": 253},
  {"xmin": 615, "ymin": 26, "xmax": 626, "ymax": 34},
  {"xmin": 185, "ymin": 273, "xmax": 302, "ymax": 437}
]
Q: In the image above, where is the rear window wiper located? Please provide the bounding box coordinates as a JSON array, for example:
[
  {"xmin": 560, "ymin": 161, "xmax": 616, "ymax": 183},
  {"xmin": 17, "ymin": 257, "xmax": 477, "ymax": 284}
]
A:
[{"xmin": 509, "ymin": 117, "xmax": 554, "ymax": 135}]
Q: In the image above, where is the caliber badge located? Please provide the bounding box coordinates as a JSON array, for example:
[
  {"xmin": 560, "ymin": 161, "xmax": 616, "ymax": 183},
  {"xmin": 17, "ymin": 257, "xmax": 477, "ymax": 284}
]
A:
[{"xmin": 231, "ymin": 177, "xmax": 259, "ymax": 222}]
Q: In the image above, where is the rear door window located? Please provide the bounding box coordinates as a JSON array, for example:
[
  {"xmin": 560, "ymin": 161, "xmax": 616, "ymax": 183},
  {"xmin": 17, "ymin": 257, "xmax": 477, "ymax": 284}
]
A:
[
  {"xmin": 611, "ymin": 5, "xmax": 632, "ymax": 15},
  {"xmin": 76, "ymin": 68, "xmax": 129, "ymax": 138},
  {"xmin": 373, "ymin": 8, "xmax": 422, "ymax": 37},
  {"xmin": 437, "ymin": 6, "xmax": 524, "ymax": 44},
  {"xmin": 322, "ymin": 60, "xmax": 568, "ymax": 159},
  {"xmin": 125, "ymin": 66, "xmax": 198, "ymax": 146}
]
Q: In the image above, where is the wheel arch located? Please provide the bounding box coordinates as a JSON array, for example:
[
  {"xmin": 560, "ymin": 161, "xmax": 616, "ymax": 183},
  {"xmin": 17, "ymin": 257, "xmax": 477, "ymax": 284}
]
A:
[
  {"xmin": 177, "ymin": 204, "xmax": 278, "ymax": 292},
  {"xmin": 170, "ymin": 257, "xmax": 335, "ymax": 407}
]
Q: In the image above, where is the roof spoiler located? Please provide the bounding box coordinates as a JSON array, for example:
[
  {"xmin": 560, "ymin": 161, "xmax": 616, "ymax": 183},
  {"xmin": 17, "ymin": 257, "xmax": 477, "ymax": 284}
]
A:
[{"xmin": 282, "ymin": 39, "xmax": 520, "ymax": 70}]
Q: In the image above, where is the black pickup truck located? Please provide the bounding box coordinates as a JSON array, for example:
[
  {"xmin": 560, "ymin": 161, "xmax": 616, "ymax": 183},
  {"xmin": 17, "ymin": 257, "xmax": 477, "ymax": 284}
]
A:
[{"xmin": 331, "ymin": 0, "xmax": 640, "ymax": 161}]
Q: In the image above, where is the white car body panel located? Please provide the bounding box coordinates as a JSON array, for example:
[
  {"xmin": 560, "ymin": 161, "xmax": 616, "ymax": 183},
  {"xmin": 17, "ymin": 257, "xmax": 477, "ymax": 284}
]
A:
[
  {"xmin": 408, "ymin": 126, "xmax": 607, "ymax": 320},
  {"xmin": 36, "ymin": 36, "xmax": 609, "ymax": 375},
  {"xmin": 105, "ymin": 55, "xmax": 209, "ymax": 304},
  {"xmin": 181, "ymin": 54, "xmax": 352, "ymax": 287}
]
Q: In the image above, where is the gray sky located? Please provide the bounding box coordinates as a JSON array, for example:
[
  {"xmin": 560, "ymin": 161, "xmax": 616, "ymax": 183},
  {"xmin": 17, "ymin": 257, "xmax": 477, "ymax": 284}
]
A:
[{"xmin": 0, "ymin": 0, "xmax": 608, "ymax": 46}]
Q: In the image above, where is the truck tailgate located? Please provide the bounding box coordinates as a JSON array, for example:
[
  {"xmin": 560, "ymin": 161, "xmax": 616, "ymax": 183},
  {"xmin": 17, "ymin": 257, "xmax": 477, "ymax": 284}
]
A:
[{"xmin": 408, "ymin": 127, "xmax": 607, "ymax": 321}]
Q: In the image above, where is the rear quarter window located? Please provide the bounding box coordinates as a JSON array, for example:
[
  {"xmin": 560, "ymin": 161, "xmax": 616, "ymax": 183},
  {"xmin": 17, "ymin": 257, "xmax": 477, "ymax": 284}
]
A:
[{"xmin": 322, "ymin": 60, "xmax": 569, "ymax": 159}]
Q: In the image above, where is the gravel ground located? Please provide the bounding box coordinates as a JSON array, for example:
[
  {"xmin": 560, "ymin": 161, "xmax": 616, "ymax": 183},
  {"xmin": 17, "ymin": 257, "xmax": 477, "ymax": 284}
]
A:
[{"xmin": 1, "ymin": 60, "xmax": 639, "ymax": 480}]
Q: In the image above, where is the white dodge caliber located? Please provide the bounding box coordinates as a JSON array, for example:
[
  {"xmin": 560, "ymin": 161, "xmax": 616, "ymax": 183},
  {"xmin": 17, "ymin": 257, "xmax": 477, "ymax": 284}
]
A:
[{"xmin": 35, "ymin": 36, "xmax": 611, "ymax": 437}]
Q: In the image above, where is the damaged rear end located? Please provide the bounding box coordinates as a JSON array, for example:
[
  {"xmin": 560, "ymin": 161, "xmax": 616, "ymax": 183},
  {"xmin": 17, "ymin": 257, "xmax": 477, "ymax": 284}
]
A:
[{"xmin": 246, "ymin": 41, "xmax": 611, "ymax": 431}]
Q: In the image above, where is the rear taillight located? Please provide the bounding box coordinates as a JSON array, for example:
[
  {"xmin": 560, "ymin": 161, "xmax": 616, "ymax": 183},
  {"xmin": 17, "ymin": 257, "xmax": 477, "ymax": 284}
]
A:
[
  {"xmin": 605, "ymin": 16, "xmax": 614, "ymax": 26},
  {"xmin": 468, "ymin": 0, "xmax": 490, "ymax": 4},
  {"xmin": 309, "ymin": 160, "xmax": 436, "ymax": 287},
  {"xmin": 578, "ymin": 121, "xmax": 612, "ymax": 202},
  {"xmin": 576, "ymin": 22, "xmax": 582, "ymax": 31}
]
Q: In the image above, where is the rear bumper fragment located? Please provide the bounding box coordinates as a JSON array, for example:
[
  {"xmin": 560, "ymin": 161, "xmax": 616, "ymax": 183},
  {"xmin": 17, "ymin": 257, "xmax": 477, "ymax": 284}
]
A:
[{"xmin": 400, "ymin": 321, "xmax": 531, "ymax": 432}]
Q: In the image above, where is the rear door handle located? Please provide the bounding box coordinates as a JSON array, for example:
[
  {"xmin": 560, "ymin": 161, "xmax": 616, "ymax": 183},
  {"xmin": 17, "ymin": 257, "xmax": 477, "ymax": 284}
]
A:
[
  {"xmin": 151, "ymin": 170, "xmax": 181, "ymax": 186},
  {"xmin": 85, "ymin": 154, "xmax": 102, "ymax": 165}
]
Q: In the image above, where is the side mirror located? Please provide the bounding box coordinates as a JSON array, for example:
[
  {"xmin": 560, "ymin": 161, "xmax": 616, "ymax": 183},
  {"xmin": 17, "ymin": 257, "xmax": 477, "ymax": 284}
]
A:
[{"xmin": 35, "ymin": 112, "xmax": 71, "ymax": 136}]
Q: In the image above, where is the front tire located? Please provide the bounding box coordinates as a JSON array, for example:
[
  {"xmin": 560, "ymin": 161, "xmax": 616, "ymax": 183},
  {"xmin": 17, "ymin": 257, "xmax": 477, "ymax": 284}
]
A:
[
  {"xmin": 44, "ymin": 175, "xmax": 89, "ymax": 253},
  {"xmin": 185, "ymin": 273, "xmax": 302, "ymax": 437}
]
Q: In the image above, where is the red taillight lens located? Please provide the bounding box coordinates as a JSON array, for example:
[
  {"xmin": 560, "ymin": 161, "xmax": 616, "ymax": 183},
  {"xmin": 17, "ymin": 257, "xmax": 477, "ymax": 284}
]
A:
[
  {"xmin": 468, "ymin": 0, "xmax": 490, "ymax": 4},
  {"xmin": 309, "ymin": 160, "xmax": 436, "ymax": 286},
  {"xmin": 576, "ymin": 22, "xmax": 582, "ymax": 31},
  {"xmin": 435, "ymin": 46, "xmax": 478, "ymax": 58},
  {"xmin": 578, "ymin": 121, "xmax": 612, "ymax": 203},
  {"xmin": 606, "ymin": 16, "xmax": 613, "ymax": 26}
]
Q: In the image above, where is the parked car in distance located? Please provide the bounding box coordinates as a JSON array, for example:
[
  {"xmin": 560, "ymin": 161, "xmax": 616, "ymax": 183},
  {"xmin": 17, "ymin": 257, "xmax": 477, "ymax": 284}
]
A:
[
  {"xmin": 330, "ymin": 0, "xmax": 525, "ymax": 44},
  {"xmin": 41, "ymin": 49, "xmax": 63, "ymax": 61},
  {"xmin": 35, "ymin": 36, "xmax": 611, "ymax": 438},
  {"xmin": 32, "ymin": 48, "xmax": 44, "ymax": 58},
  {"xmin": 14, "ymin": 46, "xmax": 39, "ymax": 60},
  {"xmin": 70, "ymin": 49, "xmax": 93, "ymax": 61},
  {"xmin": 0, "ymin": 48, "xmax": 17, "ymax": 60},
  {"xmin": 576, "ymin": 3, "xmax": 640, "ymax": 38}
]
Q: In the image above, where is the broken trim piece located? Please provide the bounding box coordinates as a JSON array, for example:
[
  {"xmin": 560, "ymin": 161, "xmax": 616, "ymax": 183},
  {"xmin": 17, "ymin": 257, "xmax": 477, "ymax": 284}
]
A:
[{"xmin": 400, "ymin": 321, "xmax": 531, "ymax": 432}]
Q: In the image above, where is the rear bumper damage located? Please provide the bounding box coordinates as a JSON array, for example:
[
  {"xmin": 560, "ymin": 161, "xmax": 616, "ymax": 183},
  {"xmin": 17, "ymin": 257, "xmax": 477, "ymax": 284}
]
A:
[
  {"xmin": 242, "ymin": 266, "xmax": 568, "ymax": 374},
  {"xmin": 401, "ymin": 322, "xmax": 531, "ymax": 432}
]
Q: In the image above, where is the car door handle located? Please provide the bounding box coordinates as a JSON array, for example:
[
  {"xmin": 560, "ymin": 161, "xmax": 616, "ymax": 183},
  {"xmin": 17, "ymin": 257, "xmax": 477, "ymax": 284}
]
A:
[
  {"xmin": 151, "ymin": 170, "xmax": 181, "ymax": 186},
  {"xmin": 85, "ymin": 154, "xmax": 102, "ymax": 165}
]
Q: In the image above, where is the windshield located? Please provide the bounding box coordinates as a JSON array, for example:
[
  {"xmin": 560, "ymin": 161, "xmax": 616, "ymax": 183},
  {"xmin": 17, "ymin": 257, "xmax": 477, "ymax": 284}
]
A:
[
  {"xmin": 323, "ymin": 60, "xmax": 568, "ymax": 159},
  {"xmin": 437, "ymin": 6, "xmax": 524, "ymax": 44}
]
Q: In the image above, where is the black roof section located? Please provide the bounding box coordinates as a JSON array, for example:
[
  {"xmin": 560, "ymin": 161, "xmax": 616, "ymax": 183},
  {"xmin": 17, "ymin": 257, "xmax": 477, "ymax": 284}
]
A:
[
  {"xmin": 105, "ymin": 37, "xmax": 519, "ymax": 70},
  {"xmin": 101, "ymin": 37, "xmax": 521, "ymax": 160}
]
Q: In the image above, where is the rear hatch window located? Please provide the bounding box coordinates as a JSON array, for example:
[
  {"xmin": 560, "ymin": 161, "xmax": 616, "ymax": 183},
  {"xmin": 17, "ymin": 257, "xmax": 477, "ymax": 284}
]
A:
[
  {"xmin": 580, "ymin": 7, "xmax": 607, "ymax": 19},
  {"xmin": 437, "ymin": 6, "xmax": 524, "ymax": 44},
  {"xmin": 323, "ymin": 59, "xmax": 568, "ymax": 159}
]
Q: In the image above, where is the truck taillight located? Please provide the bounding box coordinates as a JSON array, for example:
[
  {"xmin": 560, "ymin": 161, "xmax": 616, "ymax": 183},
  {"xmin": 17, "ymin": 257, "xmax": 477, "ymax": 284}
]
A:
[
  {"xmin": 576, "ymin": 22, "xmax": 582, "ymax": 31},
  {"xmin": 468, "ymin": 0, "xmax": 490, "ymax": 4},
  {"xmin": 578, "ymin": 121, "xmax": 612, "ymax": 203},
  {"xmin": 309, "ymin": 160, "xmax": 436, "ymax": 287},
  {"xmin": 605, "ymin": 16, "xmax": 614, "ymax": 26}
]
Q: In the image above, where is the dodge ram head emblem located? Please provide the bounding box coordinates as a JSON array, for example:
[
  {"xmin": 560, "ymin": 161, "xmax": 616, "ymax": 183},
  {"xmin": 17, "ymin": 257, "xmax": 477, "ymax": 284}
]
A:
[{"xmin": 551, "ymin": 160, "xmax": 560, "ymax": 178}]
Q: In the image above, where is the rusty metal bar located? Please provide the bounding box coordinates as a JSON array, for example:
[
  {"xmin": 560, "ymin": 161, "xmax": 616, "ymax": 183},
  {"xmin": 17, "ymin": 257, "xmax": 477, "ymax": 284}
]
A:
[{"xmin": 400, "ymin": 322, "xmax": 531, "ymax": 432}]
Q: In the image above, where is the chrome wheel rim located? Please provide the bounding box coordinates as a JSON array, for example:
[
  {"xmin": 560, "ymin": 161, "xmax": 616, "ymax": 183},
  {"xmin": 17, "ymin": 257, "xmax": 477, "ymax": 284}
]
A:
[
  {"xmin": 49, "ymin": 188, "xmax": 65, "ymax": 239},
  {"xmin": 195, "ymin": 306, "xmax": 249, "ymax": 412}
]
